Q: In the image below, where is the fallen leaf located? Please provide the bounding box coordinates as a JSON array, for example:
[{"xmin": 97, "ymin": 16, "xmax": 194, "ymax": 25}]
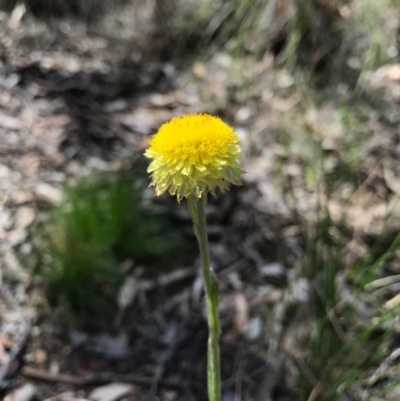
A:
[
  {"xmin": 116, "ymin": 108, "xmax": 177, "ymax": 134},
  {"xmin": 269, "ymin": 93, "xmax": 300, "ymax": 112},
  {"xmin": 243, "ymin": 157, "xmax": 274, "ymax": 183},
  {"xmin": 259, "ymin": 263, "xmax": 285, "ymax": 279},
  {"xmin": 243, "ymin": 316, "xmax": 263, "ymax": 341},
  {"xmin": 385, "ymin": 293, "xmax": 400, "ymax": 310},
  {"xmin": 0, "ymin": 334, "xmax": 15, "ymax": 348},
  {"xmin": 383, "ymin": 167, "xmax": 400, "ymax": 194},
  {"xmin": 0, "ymin": 113, "xmax": 24, "ymax": 130},
  {"xmin": 89, "ymin": 383, "xmax": 135, "ymax": 401},
  {"xmin": 276, "ymin": 69, "xmax": 294, "ymax": 88},
  {"xmin": 386, "ymin": 64, "xmax": 400, "ymax": 81},
  {"xmin": 13, "ymin": 206, "xmax": 36, "ymax": 230},
  {"xmin": 10, "ymin": 383, "xmax": 37, "ymax": 401},
  {"xmin": 234, "ymin": 107, "xmax": 252, "ymax": 123},
  {"xmin": 34, "ymin": 348, "xmax": 48, "ymax": 365},
  {"xmin": 43, "ymin": 391, "xmax": 89, "ymax": 401},
  {"xmin": 117, "ymin": 276, "xmax": 137, "ymax": 310},
  {"xmin": 17, "ymin": 153, "xmax": 40, "ymax": 177},
  {"xmin": 10, "ymin": 189, "xmax": 35, "ymax": 204},
  {"xmin": 339, "ymin": 4, "xmax": 352, "ymax": 18},
  {"xmin": 0, "ymin": 164, "xmax": 11, "ymax": 178},
  {"xmin": 7, "ymin": 2, "xmax": 26, "ymax": 29},
  {"xmin": 34, "ymin": 183, "xmax": 64, "ymax": 204},
  {"xmin": 233, "ymin": 293, "xmax": 248, "ymax": 332},
  {"xmin": 148, "ymin": 91, "xmax": 184, "ymax": 107},
  {"xmin": 193, "ymin": 62, "xmax": 207, "ymax": 79},
  {"xmin": 0, "ymin": 341, "xmax": 8, "ymax": 364},
  {"xmin": 36, "ymin": 114, "xmax": 71, "ymax": 128}
]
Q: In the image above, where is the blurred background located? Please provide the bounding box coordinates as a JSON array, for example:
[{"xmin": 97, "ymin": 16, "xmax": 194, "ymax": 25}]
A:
[{"xmin": 1, "ymin": 0, "xmax": 400, "ymax": 400}]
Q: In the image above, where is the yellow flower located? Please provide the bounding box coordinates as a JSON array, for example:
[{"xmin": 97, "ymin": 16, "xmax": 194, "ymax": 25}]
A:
[{"xmin": 145, "ymin": 113, "xmax": 242, "ymax": 201}]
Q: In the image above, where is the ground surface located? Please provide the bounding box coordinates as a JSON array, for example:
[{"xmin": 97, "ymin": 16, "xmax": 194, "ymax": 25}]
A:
[{"xmin": 1, "ymin": 2, "xmax": 400, "ymax": 401}]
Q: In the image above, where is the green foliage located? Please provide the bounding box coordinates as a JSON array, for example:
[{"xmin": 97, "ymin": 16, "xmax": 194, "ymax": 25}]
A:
[
  {"xmin": 36, "ymin": 174, "xmax": 177, "ymax": 324},
  {"xmin": 353, "ymin": 0, "xmax": 398, "ymax": 84},
  {"xmin": 286, "ymin": 179, "xmax": 400, "ymax": 401},
  {"xmin": 270, "ymin": 93, "xmax": 400, "ymax": 398},
  {"xmin": 291, "ymin": 203, "xmax": 400, "ymax": 401},
  {"xmin": 193, "ymin": 0, "xmax": 268, "ymax": 57},
  {"xmin": 181, "ymin": 0, "xmax": 398, "ymax": 80}
]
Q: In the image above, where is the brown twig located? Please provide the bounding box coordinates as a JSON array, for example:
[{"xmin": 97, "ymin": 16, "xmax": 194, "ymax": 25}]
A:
[
  {"xmin": 22, "ymin": 366, "xmax": 194, "ymax": 390},
  {"xmin": 22, "ymin": 366, "xmax": 84, "ymax": 386}
]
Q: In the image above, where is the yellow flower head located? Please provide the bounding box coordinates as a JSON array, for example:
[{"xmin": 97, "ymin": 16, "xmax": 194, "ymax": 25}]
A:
[{"xmin": 145, "ymin": 113, "xmax": 242, "ymax": 201}]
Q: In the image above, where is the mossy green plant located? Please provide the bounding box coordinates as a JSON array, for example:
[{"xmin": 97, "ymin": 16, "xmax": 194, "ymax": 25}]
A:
[{"xmin": 35, "ymin": 174, "xmax": 177, "ymax": 326}]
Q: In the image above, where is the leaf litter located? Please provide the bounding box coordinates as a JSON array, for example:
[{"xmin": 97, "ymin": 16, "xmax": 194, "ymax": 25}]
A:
[{"xmin": 0, "ymin": 1, "xmax": 400, "ymax": 400}]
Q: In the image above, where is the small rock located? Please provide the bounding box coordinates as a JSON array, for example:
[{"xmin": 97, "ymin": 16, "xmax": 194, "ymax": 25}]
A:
[
  {"xmin": 12, "ymin": 383, "xmax": 37, "ymax": 401},
  {"xmin": 89, "ymin": 383, "xmax": 135, "ymax": 401}
]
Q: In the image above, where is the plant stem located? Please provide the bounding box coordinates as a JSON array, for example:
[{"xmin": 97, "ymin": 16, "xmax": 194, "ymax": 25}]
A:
[{"xmin": 188, "ymin": 195, "xmax": 221, "ymax": 401}]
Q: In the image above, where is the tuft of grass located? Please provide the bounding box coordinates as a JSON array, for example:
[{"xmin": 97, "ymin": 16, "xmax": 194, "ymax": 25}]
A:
[
  {"xmin": 271, "ymin": 93, "xmax": 400, "ymax": 400},
  {"xmin": 35, "ymin": 174, "xmax": 177, "ymax": 327},
  {"xmin": 352, "ymin": 0, "xmax": 398, "ymax": 74},
  {"xmin": 174, "ymin": 0, "xmax": 398, "ymax": 84},
  {"xmin": 294, "ymin": 206, "xmax": 400, "ymax": 401}
]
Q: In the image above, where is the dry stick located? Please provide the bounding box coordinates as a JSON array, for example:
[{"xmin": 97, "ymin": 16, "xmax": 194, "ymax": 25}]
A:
[
  {"xmin": 21, "ymin": 367, "xmax": 83, "ymax": 386},
  {"xmin": 22, "ymin": 366, "xmax": 194, "ymax": 390}
]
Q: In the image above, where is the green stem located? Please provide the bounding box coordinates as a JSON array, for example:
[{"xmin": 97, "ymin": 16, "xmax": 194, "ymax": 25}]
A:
[{"xmin": 188, "ymin": 195, "xmax": 221, "ymax": 401}]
